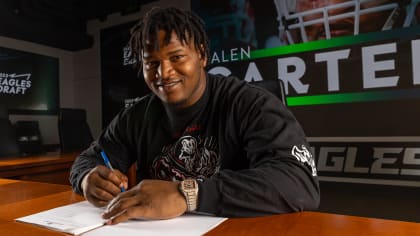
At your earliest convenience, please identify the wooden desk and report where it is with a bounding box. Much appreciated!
[1,179,420,236]
[0,152,78,185]
[0,179,84,235]
[206,212,420,236]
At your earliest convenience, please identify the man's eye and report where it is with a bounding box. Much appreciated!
[145,61,159,69]
[171,55,185,61]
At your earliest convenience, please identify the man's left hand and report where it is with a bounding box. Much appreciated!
[102,179,187,224]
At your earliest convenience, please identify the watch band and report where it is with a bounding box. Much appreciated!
[179,179,199,212]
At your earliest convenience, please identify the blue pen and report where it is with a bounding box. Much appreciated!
[100,151,125,192]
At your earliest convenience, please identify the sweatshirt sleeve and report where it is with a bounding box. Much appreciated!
[196,86,320,217]
[69,107,138,195]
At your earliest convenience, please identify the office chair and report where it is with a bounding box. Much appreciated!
[15,120,44,155]
[249,79,287,106]
[0,105,7,119]
[0,113,21,157]
[58,108,94,153]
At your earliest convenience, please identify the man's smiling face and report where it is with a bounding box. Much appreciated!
[142,30,207,109]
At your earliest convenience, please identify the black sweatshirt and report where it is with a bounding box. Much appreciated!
[70,74,320,217]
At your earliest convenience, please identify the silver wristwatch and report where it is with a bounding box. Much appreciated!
[179,179,199,212]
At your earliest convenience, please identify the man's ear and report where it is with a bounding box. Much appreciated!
[199,44,207,67]
[201,54,208,68]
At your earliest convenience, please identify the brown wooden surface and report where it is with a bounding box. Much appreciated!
[204,211,420,236]
[0,152,79,185]
[0,179,84,236]
[2,178,420,236]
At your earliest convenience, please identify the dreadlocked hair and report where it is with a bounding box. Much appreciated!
[128,6,210,73]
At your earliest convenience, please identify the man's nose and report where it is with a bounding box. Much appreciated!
[157,60,173,79]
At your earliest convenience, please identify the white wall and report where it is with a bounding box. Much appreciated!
[1,0,190,146]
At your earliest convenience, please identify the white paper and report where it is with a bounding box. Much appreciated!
[16,201,105,235]
[84,214,227,236]
[16,200,227,236]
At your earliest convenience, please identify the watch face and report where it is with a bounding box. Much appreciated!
[183,179,197,190]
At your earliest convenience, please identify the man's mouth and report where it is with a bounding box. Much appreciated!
[155,80,182,91]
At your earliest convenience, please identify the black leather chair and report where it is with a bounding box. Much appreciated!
[15,120,44,155]
[58,108,94,153]
[249,80,287,106]
[0,108,20,157]
[0,105,7,119]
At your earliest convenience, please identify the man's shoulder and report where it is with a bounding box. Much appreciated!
[208,73,248,96]
[208,73,243,87]
[124,94,152,107]
[208,73,272,102]
[121,94,162,117]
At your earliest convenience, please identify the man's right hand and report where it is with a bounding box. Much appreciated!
[81,165,128,207]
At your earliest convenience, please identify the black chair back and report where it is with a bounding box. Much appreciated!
[15,120,44,155]
[0,105,8,119]
[58,108,94,153]
[249,80,287,106]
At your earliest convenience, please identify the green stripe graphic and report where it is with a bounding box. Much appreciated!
[287,89,420,106]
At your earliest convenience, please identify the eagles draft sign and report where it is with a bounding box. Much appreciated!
[207,29,420,135]
[0,46,59,114]
[193,0,420,186]
[0,73,32,95]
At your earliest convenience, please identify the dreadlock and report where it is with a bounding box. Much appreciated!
[128,7,210,73]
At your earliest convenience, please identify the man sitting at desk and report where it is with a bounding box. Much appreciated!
[70,6,320,224]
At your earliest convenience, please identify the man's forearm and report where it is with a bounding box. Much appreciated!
[70,149,101,194]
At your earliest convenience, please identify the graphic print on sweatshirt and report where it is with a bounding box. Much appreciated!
[150,135,220,180]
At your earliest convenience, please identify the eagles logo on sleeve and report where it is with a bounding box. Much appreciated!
[292,145,317,176]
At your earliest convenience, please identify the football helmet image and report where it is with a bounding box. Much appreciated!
[274,0,420,44]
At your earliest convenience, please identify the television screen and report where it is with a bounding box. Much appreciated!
[0,47,59,115]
